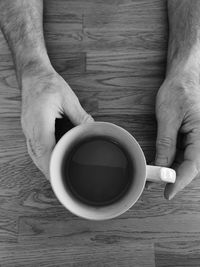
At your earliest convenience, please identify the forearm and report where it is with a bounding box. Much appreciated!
[167,0,200,77]
[0,0,52,84]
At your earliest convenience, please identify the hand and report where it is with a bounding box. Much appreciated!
[21,69,94,180]
[155,70,200,200]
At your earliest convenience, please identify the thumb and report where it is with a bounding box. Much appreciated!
[24,110,56,180]
[155,118,178,167]
[63,96,94,126]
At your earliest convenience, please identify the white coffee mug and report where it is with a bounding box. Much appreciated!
[50,121,176,221]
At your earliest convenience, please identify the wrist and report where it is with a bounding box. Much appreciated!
[161,48,200,95]
[19,52,57,97]
[166,42,200,80]
[17,49,52,76]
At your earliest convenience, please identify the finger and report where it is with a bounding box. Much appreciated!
[62,95,94,125]
[26,110,56,180]
[155,117,179,167]
[164,133,200,200]
[164,159,198,200]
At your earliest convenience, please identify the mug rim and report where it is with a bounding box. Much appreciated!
[50,121,147,220]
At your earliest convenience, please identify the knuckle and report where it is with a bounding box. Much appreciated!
[185,159,200,176]
[156,137,174,149]
[81,113,94,123]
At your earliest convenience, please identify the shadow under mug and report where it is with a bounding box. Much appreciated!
[50,121,176,221]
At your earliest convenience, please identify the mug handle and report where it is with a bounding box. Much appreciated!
[146,165,176,183]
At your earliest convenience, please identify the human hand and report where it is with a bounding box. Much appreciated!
[21,69,94,180]
[155,70,200,200]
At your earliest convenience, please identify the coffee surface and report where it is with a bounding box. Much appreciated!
[63,137,133,206]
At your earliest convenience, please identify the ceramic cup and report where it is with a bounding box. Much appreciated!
[50,121,176,221]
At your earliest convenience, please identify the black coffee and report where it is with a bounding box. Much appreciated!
[62,136,133,206]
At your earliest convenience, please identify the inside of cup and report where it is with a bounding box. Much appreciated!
[50,121,146,220]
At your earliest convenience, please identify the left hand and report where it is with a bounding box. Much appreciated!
[21,68,94,180]
[154,71,200,200]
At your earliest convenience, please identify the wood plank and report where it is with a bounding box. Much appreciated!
[46,27,167,53]
[84,0,167,30]
[0,70,18,90]
[96,89,157,115]
[1,150,200,221]
[44,0,151,16]
[44,0,167,23]
[49,53,86,75]
[67,88,157,115]
[0,117,26,164]
[0,241,155,267]
[155,241,200,267]
[86,51,166,73]
[0,212,18,243]
[18,212,200,245]
[0,54,14,71]
[65,72,163,91]
[44,22,82,43]
[17,177,200,245]
[44,0,168,52]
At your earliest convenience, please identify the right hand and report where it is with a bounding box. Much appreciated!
[21,69,94,180]
[155,71,200,200]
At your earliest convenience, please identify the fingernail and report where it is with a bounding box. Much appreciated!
[168,194,174,200]
[165,192,174,200]
[155,156,168,166]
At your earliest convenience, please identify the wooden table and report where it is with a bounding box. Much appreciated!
[0,0,200,266]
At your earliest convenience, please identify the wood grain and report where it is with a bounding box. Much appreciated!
[155,241,200,267]
[0,242,155,267]
[1,0,200,266]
